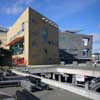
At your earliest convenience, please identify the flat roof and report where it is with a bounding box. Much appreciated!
[0,26,8,33]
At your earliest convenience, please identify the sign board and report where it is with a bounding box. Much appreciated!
[76,75,85,82]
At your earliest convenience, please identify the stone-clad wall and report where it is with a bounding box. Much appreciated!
[28,8,59,65]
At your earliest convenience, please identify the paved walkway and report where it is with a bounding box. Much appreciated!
[0,86,91,100]
[33,87,91,100]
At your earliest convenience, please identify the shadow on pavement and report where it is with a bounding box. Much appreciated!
[16,89,40,100]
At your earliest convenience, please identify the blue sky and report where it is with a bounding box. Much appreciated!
[0,0,100,52]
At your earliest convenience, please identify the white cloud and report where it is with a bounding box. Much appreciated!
[93,44,100,53]
[23,0,35,5]
[0,0,99,16]
[92,33,100,43]
[1,6,23,15]
[91,33,100,52]
[88,33,100,52]
[43,0,99,20]
[0,0,34,15]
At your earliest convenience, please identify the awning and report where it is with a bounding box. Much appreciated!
[6,36,24,46]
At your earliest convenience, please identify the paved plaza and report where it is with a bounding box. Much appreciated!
[0,86,91,100]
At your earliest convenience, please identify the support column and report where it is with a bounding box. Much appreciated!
[85,82,89,90]
[72,75,77,85]
[59,74,61,82]
[45,73,47,78]
[46,73,51,79]
[65,76,68,82]
[53,73,55,80]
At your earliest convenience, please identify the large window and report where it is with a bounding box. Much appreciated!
[82,38,89,46]
[41,28,48,42]
[10,41,24,55]
[82,49,88,57]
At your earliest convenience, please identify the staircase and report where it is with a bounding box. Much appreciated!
[90,78,100,92]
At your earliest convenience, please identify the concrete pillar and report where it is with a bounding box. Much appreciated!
[45,73,48,78]
[53,73,55,80]
[45,73,51,79]
[72,75,77,85]
[48,73,51,79]
[59,74,61,82]
[45,74,47,78]
[65,76,68,82]
[85,82,89,90]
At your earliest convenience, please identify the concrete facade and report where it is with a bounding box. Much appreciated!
[0,26,8,48]
[59,30,93,63]
[6,7,59,65]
